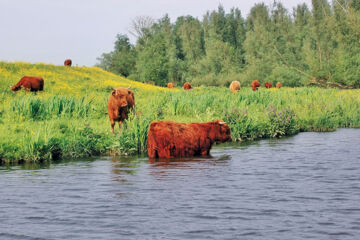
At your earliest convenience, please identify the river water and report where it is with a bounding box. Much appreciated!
[1,129,360,239]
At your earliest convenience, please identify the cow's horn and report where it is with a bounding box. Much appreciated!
[219,121,226,125]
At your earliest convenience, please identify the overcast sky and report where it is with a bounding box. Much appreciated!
[0,0,312,66]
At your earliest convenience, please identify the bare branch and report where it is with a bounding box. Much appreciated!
[128,16,155,39]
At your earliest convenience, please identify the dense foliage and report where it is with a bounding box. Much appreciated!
[97,0,360,88]
[1,62,360,164]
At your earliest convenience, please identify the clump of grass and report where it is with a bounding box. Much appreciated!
[114,112,152,155]
[267,105,299,137]
[9,96,95,120]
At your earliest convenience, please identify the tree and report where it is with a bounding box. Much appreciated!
[129,16,155,39]
[135,26,169,86]
[96,34,136,77]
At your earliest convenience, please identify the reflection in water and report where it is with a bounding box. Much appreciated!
[147,155,232,179]
[0,160,51,171]
[148,155,232,167]
[110,156,142,182]
[0,129,360,240]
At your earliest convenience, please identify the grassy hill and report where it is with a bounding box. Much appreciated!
[1,61,360,164]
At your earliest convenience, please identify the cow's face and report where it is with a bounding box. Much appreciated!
[212,121,231,143]
[112,88,132,108]
[11,85,20,91]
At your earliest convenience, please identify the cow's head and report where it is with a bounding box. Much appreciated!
[11,85,21,91]
[112,87,135,108]
[211,120,231,143]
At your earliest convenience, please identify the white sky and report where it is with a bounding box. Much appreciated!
[0,0,312,66]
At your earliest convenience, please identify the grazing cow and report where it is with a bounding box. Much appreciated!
[107,87,135,134]
[265,82,272,88]
[183,82,192,90]
[11,76,44,92]
[147,120,231,159]
[64,59,72,67]
[276,82,282,88]
[251,80,260,91]
[229,81,241,93]
[168,83,174,88]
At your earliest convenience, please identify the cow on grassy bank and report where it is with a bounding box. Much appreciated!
[147,120,231,159]
[107,87,135,134]
[229,81,241,93]
[276,82,282,88]
[168,83,174,88]
[251,80,260,91]
[64,59,72,67]
[265,82,272,88]
[11,76,44,92]
[183,82,191,90]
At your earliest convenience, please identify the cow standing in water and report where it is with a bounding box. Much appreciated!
[147,120,231,159]
[107,87,135,134]
[64,59,72,67]
[11,76,44,92]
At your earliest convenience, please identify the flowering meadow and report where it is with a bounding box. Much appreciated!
[1,61,360,164]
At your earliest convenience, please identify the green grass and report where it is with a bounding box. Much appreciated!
[1,61,360,164]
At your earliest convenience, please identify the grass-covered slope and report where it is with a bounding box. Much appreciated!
[1,61,360,164]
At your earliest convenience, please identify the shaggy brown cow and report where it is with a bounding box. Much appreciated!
[147,120,231,159]
[107,87,135,134]
[265,82,272,88]
[183,82,191,90]
[251,80,260,91]
[168,83,174,88]
[229,81,241,93]
[64,59,72,67]
[11,76,44,92]
[276,82,282,88]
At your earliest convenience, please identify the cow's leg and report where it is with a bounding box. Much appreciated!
[201,149,210,156]
[201,139,211,156]
[110,119,115,135]
[148,148,156,158]
[118,120,123,132]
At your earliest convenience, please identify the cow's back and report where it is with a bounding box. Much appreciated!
[147,121,201,158]
[21,76,44,91]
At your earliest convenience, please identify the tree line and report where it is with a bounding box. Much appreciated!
[97,0,360,88]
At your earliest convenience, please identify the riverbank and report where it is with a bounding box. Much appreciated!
[1,62,360,164]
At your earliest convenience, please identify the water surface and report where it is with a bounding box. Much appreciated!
[1,129,360,239]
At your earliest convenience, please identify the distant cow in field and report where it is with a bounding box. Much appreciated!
[147,120,231,159]
[276,82,282,88]
[64,59,72,67]
[107,87,135,134]
[265,82,272,88]
[168,83,174,88]
[229,81,241,93]
[251,80,260,91]
[183,82,191,90]
[11,76,44,92]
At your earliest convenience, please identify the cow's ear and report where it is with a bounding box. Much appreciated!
[112,89,116,96]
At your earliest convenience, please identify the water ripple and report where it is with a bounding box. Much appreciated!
[0,129,360,239]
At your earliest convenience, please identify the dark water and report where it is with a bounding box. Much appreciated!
[1,129,360,240]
